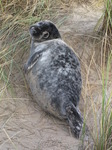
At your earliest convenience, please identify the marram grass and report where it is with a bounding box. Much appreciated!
[97,53,112,150]
[95,0,112,149]
[0,0,52,92]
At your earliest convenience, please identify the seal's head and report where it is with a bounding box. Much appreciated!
[29,20,61,42]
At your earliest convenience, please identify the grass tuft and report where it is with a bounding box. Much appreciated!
[96,53,112,150]
[95,1,112,149]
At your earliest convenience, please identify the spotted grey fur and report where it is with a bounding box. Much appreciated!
[24,20,83,138]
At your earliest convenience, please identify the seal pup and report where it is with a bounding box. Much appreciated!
[24,20,83,138]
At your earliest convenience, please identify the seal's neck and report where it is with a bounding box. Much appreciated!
[30,40,39,55]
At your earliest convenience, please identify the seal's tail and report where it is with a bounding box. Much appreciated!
[65,103,83,138]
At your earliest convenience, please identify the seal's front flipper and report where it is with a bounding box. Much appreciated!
[24,52,42,73]
[65,104,83,138]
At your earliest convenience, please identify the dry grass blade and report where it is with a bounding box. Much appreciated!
[1,129,21,150]
[2,128,17,150]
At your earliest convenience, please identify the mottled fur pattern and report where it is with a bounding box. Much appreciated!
[24,20,83,138]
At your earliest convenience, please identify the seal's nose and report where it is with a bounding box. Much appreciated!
[29,26,41,37]
[30,26,37,33]
[30,26,35,30]
[30,25,41,33]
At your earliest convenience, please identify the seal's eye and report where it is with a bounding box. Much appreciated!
[42,31,49,39]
